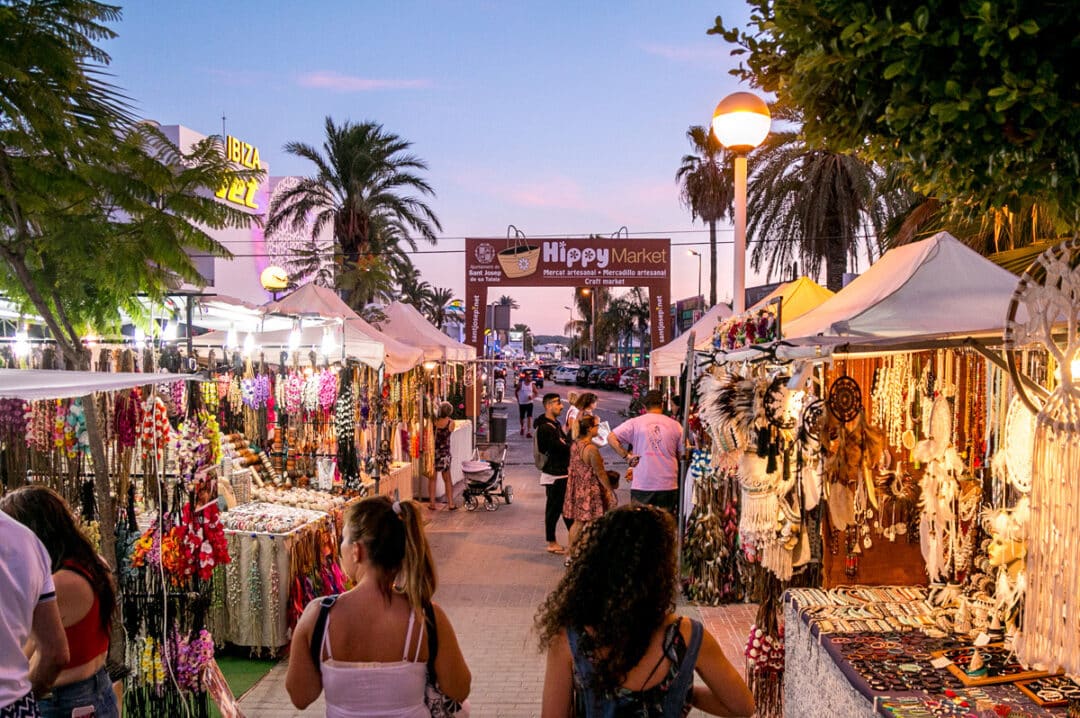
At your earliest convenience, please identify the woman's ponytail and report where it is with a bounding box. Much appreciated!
[397,500,437,609]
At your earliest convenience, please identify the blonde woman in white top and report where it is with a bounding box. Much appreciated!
[287,496,471,717]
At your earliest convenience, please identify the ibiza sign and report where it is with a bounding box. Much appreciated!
[464,236,672,354]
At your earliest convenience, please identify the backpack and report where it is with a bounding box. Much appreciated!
[533,426,548,471]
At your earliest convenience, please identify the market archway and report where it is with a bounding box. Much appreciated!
[464,236,672,358]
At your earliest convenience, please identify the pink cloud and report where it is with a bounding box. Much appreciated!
[508,178,589,210]
[641,43,729,63]
[296,71,432,92]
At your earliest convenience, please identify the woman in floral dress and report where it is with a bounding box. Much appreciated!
[563,415,615,550]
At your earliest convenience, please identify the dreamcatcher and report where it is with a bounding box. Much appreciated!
[1003,237,1080,673]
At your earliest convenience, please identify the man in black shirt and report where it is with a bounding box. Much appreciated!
[534,393,573,554]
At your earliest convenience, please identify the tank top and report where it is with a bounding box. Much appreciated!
[59,560,110,669]
[567,618,704,718]
[320,608,429,717]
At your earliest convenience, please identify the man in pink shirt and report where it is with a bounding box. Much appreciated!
[608,390,683,513]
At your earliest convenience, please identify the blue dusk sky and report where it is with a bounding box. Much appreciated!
[105,1,760,336]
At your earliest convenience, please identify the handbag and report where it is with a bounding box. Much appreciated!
[423,603,469,717]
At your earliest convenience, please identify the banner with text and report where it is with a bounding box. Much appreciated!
[464,237,672,357]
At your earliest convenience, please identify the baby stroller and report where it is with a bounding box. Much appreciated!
[461,442,513,511]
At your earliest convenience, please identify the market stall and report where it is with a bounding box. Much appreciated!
[681,232,1066,717]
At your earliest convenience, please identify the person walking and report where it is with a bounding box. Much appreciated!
[608,390,683,514]
[516,375,539,437]
[565,392,597,439]
[536,505,754,718]
[428,401,458,511]
[534,393,573,555]
[562,415,615,551]
[287,496,471,716]
[0,505,69,718]
[1,487,117,718]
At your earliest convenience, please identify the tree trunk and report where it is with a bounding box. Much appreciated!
[708,220,718,307]
[824,227,847,292]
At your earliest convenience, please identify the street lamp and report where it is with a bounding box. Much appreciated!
[687,249,702,307]
[712,91,770,314]
[564,305,576,362]
[580,288,596,362]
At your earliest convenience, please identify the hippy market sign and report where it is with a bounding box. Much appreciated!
[464,237,672,355]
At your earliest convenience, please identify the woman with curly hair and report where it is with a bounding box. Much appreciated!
[536,505,753,717]
[1,486,118,718]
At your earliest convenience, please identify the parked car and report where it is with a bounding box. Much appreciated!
[575,365,595,386]
[598,367,624,390]
[539,362,558,378]
[519,366,544,389]
[586,366,610,387]
[619,367,647,391]
[553,364,580,384]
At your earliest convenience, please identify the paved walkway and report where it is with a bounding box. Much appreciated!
[238,417,755,717]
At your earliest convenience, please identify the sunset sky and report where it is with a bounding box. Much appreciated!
[106,1,759,335]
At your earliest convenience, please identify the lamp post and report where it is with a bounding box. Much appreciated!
[712,91,771,314]
[687,249,703,307]
[564,305,576,362]
[581,288,596,362]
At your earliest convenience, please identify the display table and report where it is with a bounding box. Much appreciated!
[783,588,1067,718]
[213,503,345,652]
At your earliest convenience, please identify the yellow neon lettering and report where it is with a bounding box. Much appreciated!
[243,179,259,209]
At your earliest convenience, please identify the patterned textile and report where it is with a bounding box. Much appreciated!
[0,693,40,718]
[434,422,452,472]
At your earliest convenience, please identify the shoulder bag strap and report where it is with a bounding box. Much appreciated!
[309,594,338,669]
[660,618,704,717]
[424,602,440,670]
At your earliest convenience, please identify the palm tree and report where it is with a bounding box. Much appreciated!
[512,323,534,354]
[745,106,907,292]
[623,287,651,365]
[423,286,455,329]
[266,116,441,308]
[676,126,735,307]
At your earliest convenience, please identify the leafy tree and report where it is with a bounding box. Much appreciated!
[745,106,906,290]
[266,116,441,307]
[710,2,1080,223]
[676,125,734,306]
[496,294,519,309]
[423,286,455,330]
[0,1,258,570]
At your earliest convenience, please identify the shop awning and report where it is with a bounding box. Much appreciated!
[781,232,1025,341]
[192,323,387,370]
[650,304,733,378]
[747,276,834,323]
[0,369,189,401]
[374,302,476,362]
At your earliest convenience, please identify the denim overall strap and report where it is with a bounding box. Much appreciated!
[566,628,617,718]
[659,618,703,717]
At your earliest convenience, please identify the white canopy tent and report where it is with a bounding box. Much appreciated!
[192,322,388,370]
[262,282,358,320]
[259,283,424,374]
[374,302,476,362]
[650,304,733,378]
[0,369,190,401]
[782,232,1024,341]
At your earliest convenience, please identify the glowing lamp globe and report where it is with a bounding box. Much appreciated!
[260,265,289,292]
[711,92,771,153]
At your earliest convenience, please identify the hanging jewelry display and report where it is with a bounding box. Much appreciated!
[335,371,358,489]
[827,375,862,423]
[1003,237,1080,673]
[682,450,743,604]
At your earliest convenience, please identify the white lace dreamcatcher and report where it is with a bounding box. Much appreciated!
[1003,237,1080,673]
